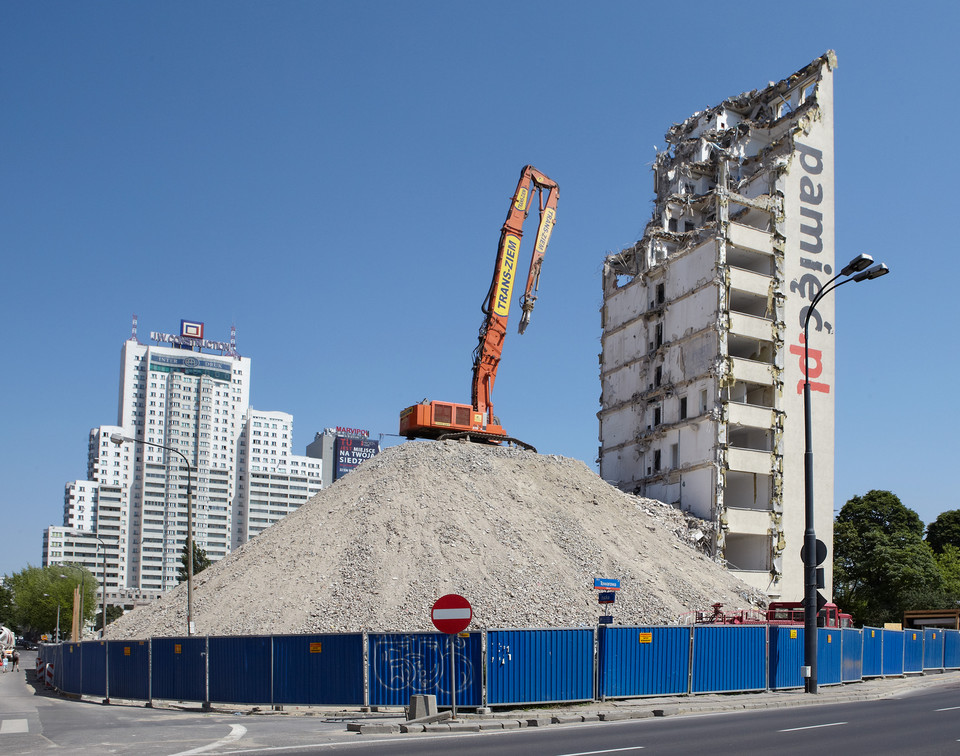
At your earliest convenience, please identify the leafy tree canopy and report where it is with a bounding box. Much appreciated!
[95,604,125,631]
[926,510,960,554]
[177,541,211,584]
[834,490,947,627]
[4,564,99,637]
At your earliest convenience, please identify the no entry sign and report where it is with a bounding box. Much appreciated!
[431,593,473,634]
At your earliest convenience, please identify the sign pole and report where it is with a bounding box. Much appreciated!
[431,593,473,718]
[449,634,457,719]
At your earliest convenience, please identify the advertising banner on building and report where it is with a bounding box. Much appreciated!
[334,437,380,480]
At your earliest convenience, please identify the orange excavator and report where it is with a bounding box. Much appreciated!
[399,165,559,452]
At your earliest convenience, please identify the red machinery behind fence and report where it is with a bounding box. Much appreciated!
[686,601,853,628]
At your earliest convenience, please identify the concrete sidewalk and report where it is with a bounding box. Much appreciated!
[349,671,960,734]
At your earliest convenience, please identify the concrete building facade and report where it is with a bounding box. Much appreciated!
[235,409,322,546]
[598,53,837,600]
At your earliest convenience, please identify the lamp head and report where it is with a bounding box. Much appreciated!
[840,254,873,277]
[853,263,889,282]
[109,433,125,446]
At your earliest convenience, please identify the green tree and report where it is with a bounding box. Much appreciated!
[5,564,99,638]
[935,544,960,599]
[834,490,947,627]
[177,542,211,584]
[95,604,125,632]
[926,510,960,554]
[0,581,14,627]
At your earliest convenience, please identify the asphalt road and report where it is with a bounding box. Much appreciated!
[4,649,960,755]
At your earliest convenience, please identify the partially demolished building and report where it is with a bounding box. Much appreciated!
[599,53,837,599]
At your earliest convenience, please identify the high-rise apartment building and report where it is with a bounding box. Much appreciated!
[43,319,322,610]
[598,53,837,600]
[235,409,322,546]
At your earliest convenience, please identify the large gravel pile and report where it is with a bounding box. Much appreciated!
[105,441,766,639]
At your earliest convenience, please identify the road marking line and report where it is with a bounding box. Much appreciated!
[557,748,645,755]
[168,724,246,756]
[937,706,960,711]
[0,719,29,734]
[779,722,847,732]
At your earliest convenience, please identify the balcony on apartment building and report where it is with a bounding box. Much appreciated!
[727,425,774,472]
[724,531,772,591]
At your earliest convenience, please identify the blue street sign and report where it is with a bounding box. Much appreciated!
[598,616,614,625]
[593,578,621,591]
[598,591,616,604]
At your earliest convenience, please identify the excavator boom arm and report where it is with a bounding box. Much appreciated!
[471,165,558,421]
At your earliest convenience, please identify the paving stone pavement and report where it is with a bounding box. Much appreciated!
[342,671,960,735]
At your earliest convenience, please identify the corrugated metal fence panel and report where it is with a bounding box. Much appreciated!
[108,640,150,701]
[54,644,66,690]
[272,633,365,706]
[862,627,883,677]
[151,637,207,703]
[486,628,594,706]
[817,629,842,685]
[60,642,82,694]
[923,628,945,670]
[903,629,924,673]
[368,632,482,708]
[882,629,904,676]
[841,628,863,682]
[80,641,107,697]
[597,626,689,698]
[209,636,273,705]
[769,625,804,690]
[944,630,960,669]
[692,625,766,694]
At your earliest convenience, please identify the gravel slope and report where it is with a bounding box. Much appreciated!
[105,441,765,639]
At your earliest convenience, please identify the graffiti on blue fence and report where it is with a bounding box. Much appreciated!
[370,634,473,695]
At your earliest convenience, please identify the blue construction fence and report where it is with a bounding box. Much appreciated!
[36,624,960,708]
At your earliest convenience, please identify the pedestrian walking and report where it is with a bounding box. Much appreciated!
[12,649,19,671]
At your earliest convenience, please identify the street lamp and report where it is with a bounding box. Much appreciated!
[802,253,889,694]
[43,594,60,644]
[93,534,108,638]
[110,432,194,636]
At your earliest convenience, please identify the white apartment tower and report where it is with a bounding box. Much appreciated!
[114,324,251,592]
[44,320,323,610]
[235,409,322,547]
[598,53,837,600]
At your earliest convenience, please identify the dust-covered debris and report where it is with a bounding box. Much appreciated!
[105,441,766,639]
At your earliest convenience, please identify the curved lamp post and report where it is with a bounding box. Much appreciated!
[802,253,889,693]
[110,432,194,636]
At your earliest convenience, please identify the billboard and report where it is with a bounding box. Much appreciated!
[334,437,380,480]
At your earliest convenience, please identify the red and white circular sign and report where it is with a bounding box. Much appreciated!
[431,593,473,634]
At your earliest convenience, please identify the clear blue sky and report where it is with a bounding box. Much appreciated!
[2,1,957,577]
